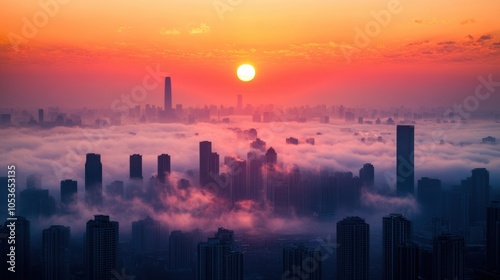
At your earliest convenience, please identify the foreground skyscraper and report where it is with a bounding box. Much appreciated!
[337,216,369,280]
[60,179,77,206]
[486,201,500,274]
[85,215,119,280]
[433,234,464,280]
[383,213,412,280]
[130,154,143,179]
[396,125,414,196]
[132,216,168,253]
[283,243,322,280]
[158,153,171,183]
[85,153,103,207]
[42,225,70,280]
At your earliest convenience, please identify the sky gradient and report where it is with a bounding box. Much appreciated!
[1,0,500,108]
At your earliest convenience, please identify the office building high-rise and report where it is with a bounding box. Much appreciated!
[130,154,143,179]
[42,225,70,280]
[38,108,44,124]
[433,234,464,280]
[265,147,277,166]
[169,230,194,270]
[85,153,103,207]
[165,77,172,111]
[337,216,369,280]
[464,168,490,224]
[283,243,322,280]
[200,141,219,187]
[359,163,374,187]
[486,201,500,273]
[396,125,414,196]
[383,213,412,280]
[158,153,171,183]
[247,152,264,201]
[0,177,8,219]
[417,177,441,217]
[395,243,419,280]
[132,216,168,254]
[2,216,30,280]
[85,215,119,280]
[60,179,77,206]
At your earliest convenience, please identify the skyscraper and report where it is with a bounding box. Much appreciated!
[85,215,119,280]
[165,76,172,111]
[337,216,369,280]
[486,201,500,274]
[464,168,490,224]
[433,234,464,280]
[247,152,264,201]
[157,154,171,183]
[2,216,30,280]
[200,141,212,186]
[130,154,143,179]
[85,153,103,207]
[417,177,441,217]
[383,213,412,280]
[60,179,77,206]
[169,230,194,270]
[396,125,414,196]
[0,177,8,220]
[42,225,70,280]
[283,243,322,280]
[265,147,277,165]
[38,108,44,124]
[395,243,419,280]
[359,163,374,187]
[131,216,168,254]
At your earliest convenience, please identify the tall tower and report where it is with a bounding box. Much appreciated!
[130,154,143,179]
[60,179,77,206]
[265,147,277,166]
[468,168,490,223]
[283,244,322,280]
[158,154,171,183]
[85,215,119,280]
[85,153,102,207]
[383,213,412,280]
[396,125,414,196]
[395,243,419,280]
[433,234,464,280]
[359,163,375,187]
[165,77,172,111]
[486,201,500,274]
[200,141,219,187]
[337,216,369,280]
[131,216,168,253]
[42,225,70,280]
[417,177,441,217]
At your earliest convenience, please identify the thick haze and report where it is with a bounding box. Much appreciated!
[0,119,498,237]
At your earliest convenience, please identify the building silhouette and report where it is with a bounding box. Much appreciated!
[433,234,464,280]
[60,179,77,206]
[486,201,500,274]
[1,216,30,280]
[283,243,322,280]
[158,153,171,183]
[169,230,195,270]
[132,216,168,254]
[130,154,143,179]
[85,215,119,280]
[42,225,70,280]
[337,216,369,280]
[85,153,103,207]
[395,243,419,280]
[165,77,172,111]
[359,163,374,187]
[463,168,490,224]
[200,141,219,187]
[396,125,414,196]
[106,180,124,199]
[383,213,412,280]
[417,177,441,218]
[197,228,243,280]
[19,188,55,218]
[265,147,277,165]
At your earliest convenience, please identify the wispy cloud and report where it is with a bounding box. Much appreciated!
[160,27,181,36]
[190,23,210,34]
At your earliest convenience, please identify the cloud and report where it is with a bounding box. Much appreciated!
[160,27,181,35]
[460,19,476,25]
[477,34,493,42]
[437,41,456,45]
[190,23,210,35]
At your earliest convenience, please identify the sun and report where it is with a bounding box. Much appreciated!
[237,64,255,82]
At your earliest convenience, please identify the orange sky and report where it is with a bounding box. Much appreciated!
[1,0,499,108]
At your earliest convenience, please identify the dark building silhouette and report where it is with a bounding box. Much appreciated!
[395,243,419,280]
[337,216,369,280]
[200,141,219,187]
[359,163,374,187]
[396,125,414,196]
[85,153,103,207]
[247,152,264,201]
[38,108,44,124]
[158,153,171,183]
[42,225,70,280]
[225,157,247,204]
[19,188,55,218]
[383,213,412,280]
[106,180,124,198]
[462,168,490,224]
[169,230,195,270]
[265,147,277,165]
[85,215,119,280]
[433,234,464,280]
[132,216,168,254]
[417,177,442,218]
[130,154,143,179]
[165,77,172,111]
[197,228,243,280]
[0,177,8,219]
[60,179,77,206]
[486,201,500,274]
[283,243,322,280]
